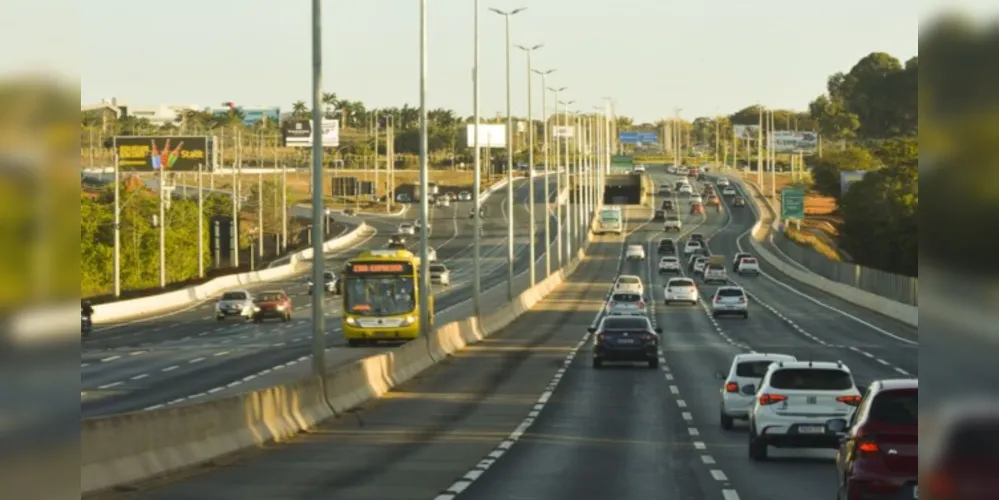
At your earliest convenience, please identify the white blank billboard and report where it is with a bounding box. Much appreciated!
[466,124,507,148]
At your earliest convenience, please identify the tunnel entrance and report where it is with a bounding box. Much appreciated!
[603,174,643,205]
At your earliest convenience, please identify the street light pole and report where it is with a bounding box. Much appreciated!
[309,0,327,380]
[419,0,432,340]
[560,101,575,264]
[490,6,525,300]
[548,86,566,269]
[517,43,542,287]
[472,0,482,317]
[534,69,555,277]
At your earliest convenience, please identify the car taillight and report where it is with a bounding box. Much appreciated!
[638,301,645,308]
[758,393,787,405]
[714,296,721,302]
[857,440,880,453]
[725,382,739,393]
[836,395,862,406]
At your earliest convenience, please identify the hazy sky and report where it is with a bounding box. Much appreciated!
[72,1,976,121]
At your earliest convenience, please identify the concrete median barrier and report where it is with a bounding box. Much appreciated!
[81,216,599,496]
[725,174,917,327]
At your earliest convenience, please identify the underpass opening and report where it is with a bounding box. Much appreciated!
[603,174,644,205]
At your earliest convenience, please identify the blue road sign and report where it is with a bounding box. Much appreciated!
[619,131,659,144]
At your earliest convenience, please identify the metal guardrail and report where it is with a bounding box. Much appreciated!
[770,232,918,306]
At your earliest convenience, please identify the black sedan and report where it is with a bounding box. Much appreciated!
[589,316,662,369]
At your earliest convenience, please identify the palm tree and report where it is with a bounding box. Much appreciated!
[291,101,308,118]
[321,92,338,119]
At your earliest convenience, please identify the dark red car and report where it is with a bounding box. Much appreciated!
[832,379,917,500]
[252,290,292,323]
[920,396,999,500]
[690,203,705,215]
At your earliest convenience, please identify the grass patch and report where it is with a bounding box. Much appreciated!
[784,225,841,261]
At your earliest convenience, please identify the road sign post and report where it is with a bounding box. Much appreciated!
[780,188,805,221]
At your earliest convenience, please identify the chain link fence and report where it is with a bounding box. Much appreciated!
[770,232,918,306]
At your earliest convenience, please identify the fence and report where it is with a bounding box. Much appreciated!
[770,231,918,306]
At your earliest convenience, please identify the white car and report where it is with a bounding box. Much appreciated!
[722,186,737,196]
[625,244,646,261]
[663,215,682,232]
[634,165,646,173]
[678,184,693,195]
[429,263,451,286]
[663,278,699,305]
[748,360,863,461]
[711,286,749,318]
[398,223,415,235]
[683,240,703,255]
[716,178,730,187]
[458,191,472,201]
[731,252,753,271]
[613,275,644,296]
[436,197,450,207]
[702,263,727,284]
[215,290,255,321]
[736,257,760,275]
[677,167,689,175]
[718,353,797,429]
[605,291,647,316]
[427,248,438,262]
[690,194,703,204]
[692,257,707,275]
[657,256,681,274]
[414,218,430,231]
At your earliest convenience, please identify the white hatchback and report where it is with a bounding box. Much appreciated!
[718,353,797,430]
[716,178,730,187]
[678,184,693,195]
[711,286,749,318]
[748,361,863,461]
[690,194,703,204]
[605,291,647,316]
[683,240,703,255]
[663,278,699,305]
[398,223,415,235]
[613,275,644,296]
[625,245,646,261]
[722,186,737,196]
[657,256,681,274]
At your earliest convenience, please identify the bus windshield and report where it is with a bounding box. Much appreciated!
[601,210,621,221]
[345,276,416,316]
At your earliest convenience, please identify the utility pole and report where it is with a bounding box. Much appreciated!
[548,86,566,268]
[517,43,542,287]
[309,0,327,380]
[472,0,482,316]
[533,68,555,278]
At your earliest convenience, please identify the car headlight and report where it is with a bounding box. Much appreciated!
[276,305,286,311]
[402,315,416,326]
[345,317,357,325]
[253,306,261,312]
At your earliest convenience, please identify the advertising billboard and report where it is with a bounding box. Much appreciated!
[552,126,574,138]
[465,124,507,148]
[619,131,658,144]
[113,136,210,171]
[773,131,819,153]
[733,125,760,140]
[282,118,340,148]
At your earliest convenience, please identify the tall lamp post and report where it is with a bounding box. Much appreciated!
[309,0,326,379]
[559,101,575,265]
[489,6,525,301]
[533,68,555,277]
[516,43,542,287]
[548,86,567,269]
[471,0,483,316]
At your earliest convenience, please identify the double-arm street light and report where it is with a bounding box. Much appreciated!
[516,43,542,287]
[533,68,555,277]
[548,86,567,269]
[559,100,575,265]
[489,6,525,301]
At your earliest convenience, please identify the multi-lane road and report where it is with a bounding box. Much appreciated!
[89,167,928,500]
[82,175,568,418]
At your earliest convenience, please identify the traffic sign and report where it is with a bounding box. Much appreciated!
[780,188,805,220]
[618,131,658,144]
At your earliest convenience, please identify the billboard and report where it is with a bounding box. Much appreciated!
[840,170,869,195]
[113,136,210,171]
[733,125,760,140]
[552,126,574,138]
[282,118,340,147]
[465,124,507,148]
[619,131,658,144]
[773,131,819,153]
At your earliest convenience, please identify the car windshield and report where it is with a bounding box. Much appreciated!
[661,257,677,263]
[669,279,694,287]
[769,368,854,390]
[688,241,701,247]
[736,361,778,378]
[741,258,757,264]
[611,293,641,302]
[345,277,416,316]
[430,264,446,272]
[257,293,284,302]
[324,272,335,280]
[602,317,649,330]
[717,288,744,297]
[221,292,246,300]
[869,389,918,426]
[617,277,640,284]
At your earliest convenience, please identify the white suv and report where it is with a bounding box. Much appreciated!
[663,277,699,305]
[748,360,863,461]
[663,215,682,232]
[605,291,647,316]
[736,257,760,275]
[711,286,749,318]
[683,240,703,255]
[657,256,681,274]
[718,353,797,430]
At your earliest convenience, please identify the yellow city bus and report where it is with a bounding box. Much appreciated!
[341,249,434,346]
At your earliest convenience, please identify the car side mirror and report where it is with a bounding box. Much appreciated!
[587,327,596,334]
[826,418,848,435]
[654,327,663,334]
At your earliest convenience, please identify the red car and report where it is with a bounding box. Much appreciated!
[252,290,292,323]
[833,379,917,500]
[920,396,999,500]
[690,203,705,215]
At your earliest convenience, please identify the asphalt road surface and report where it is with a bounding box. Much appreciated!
[81,175,571,418]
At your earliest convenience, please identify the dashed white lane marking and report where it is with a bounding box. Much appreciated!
[701,455,716,464]
[676,399,687,408]
[688,427,700,436]
[130,373,148,380]
[81,363,89,368]
[130,351,146,356]
[100,355,121,362]
[213,351,230,356]
[189,357,205,364]
[98,381,122,389]
[723,489,741,500]
[693,441,706,450]
[669,385,680,394]
[682,412,693,421]
[162,365,178,372]
[710,469,728,481]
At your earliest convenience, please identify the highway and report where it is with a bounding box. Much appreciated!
[81,175,568,418]
[88,168,929,500]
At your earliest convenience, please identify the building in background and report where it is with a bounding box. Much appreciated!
[210,102,280,126]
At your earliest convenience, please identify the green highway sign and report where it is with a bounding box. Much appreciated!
[780,188,805,220]
[610,155,635,174]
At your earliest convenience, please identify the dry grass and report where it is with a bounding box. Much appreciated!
[784,225,842,261]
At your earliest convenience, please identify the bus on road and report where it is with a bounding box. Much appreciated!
[595,206,624,235]
[342,249,434,346]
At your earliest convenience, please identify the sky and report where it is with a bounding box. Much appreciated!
[63,0,984,122]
